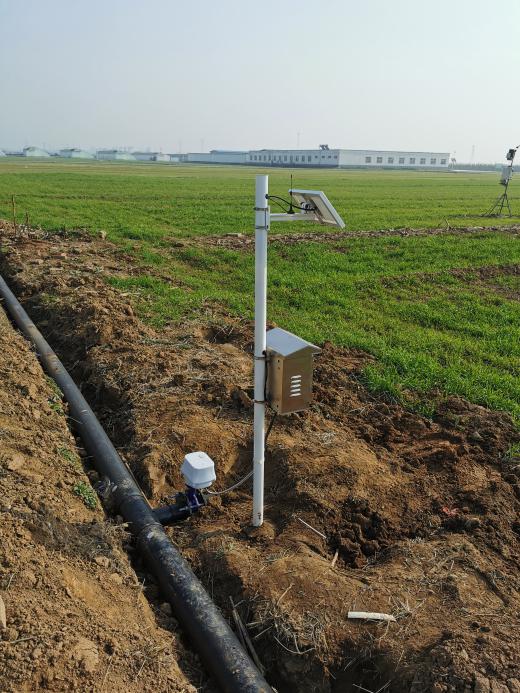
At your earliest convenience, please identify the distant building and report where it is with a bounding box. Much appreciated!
[133,152,170,162]
[59,148,95,159]
[0,149,5,157]
[247,147,450,169]
[180,146,450,169]
[23,146,50,158]
[52,144,452,169]
[96,150,136,161]
[185,150,248,164]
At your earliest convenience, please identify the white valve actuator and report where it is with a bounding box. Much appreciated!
[181,451,216,489]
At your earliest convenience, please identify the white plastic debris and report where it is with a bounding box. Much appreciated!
[0,595,6,630]
[347,611,396,623]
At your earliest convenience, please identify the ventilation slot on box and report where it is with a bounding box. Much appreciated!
[289,374,302,397]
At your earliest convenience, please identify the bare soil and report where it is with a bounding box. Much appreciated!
[202,225,520,251]
[1,222,520,693]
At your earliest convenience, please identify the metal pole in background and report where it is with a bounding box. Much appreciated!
[252,175,269,526]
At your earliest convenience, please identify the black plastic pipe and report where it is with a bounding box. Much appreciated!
[0,273,271,693]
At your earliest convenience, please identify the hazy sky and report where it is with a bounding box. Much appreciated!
[1,0,519,161]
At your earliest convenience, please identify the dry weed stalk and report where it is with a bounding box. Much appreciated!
[132,637,175,679]
[252,596,327,657]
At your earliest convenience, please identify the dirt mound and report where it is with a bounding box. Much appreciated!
[0,305,201,691]
[1,222,520,693]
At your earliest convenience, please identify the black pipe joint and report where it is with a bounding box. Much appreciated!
[153,489,207,526]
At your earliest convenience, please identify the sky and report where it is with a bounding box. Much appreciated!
[0,0,519,162]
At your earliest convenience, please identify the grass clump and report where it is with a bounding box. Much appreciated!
[45,376,62,398]
[73,481,97,510]
[58,446,82,471]
[48,395,64,416]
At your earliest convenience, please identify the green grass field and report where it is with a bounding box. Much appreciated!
[1,158,519,242]
[1,158,519,422]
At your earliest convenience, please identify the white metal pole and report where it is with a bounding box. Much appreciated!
[252,175,269,526]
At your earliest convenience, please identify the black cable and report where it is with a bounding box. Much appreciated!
[206,414,278,496]
[268,197,292,213]
[263,353,278,441]
[267,194,312,212]
[265,411,278,444]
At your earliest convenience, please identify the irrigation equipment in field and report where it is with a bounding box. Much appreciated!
[486,145,518,217]
[176,175,344,527]
[251,175,345,526]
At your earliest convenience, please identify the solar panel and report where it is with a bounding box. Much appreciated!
[289,189,345,228]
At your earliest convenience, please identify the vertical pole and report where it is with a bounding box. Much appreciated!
[11,195,17,236]
[252,175,269,527]
[504,159,513,216]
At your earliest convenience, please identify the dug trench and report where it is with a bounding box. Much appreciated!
[0,298,204,691]
[1,223,520,693]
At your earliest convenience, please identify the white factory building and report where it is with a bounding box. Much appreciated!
[180,146,450,168]
[59,148,95,159]
[247,147,450,169]
[96,149,136,161]
[23,146,50,157]
[133,152,170,162]
[184,150,248,164]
